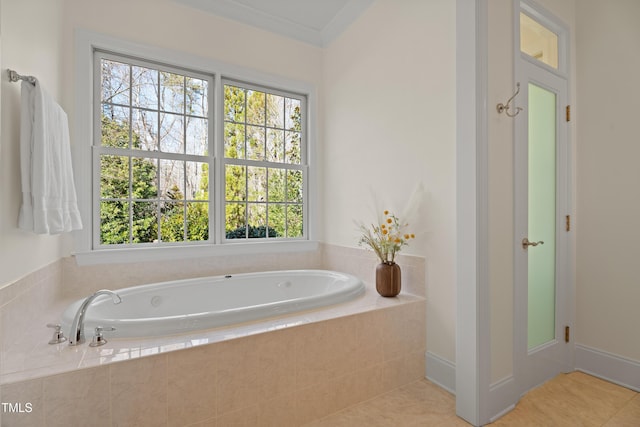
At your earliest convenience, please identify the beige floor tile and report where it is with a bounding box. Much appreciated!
[303,379,468,427]
[604,394,640,427]
[268,372,640,427]
[489,372,639,427]
[205,372,639,426]
[186,418,217,427]
[306,373,638,427]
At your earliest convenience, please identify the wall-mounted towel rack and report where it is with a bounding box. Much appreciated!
[7,69,36,85]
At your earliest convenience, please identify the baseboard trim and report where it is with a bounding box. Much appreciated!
[424,352,519,422]
[425,345,640,421]
[489,375,517,422]
[575,344,640,392]
[425,351,456,395]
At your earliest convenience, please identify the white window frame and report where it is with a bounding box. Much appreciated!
[519,0,569,79]
[219,78,308,243]
[73,30,318,265]
[94,51,215,248]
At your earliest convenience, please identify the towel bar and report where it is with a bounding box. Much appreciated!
[7,69,36,85]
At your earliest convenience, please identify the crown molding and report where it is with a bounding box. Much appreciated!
[172,0,373,47]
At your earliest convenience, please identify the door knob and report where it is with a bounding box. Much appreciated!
[522,238,544,249]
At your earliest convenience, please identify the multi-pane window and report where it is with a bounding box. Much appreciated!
[94,52,306,248]
[97,53,211,246]
[223,82,306,240]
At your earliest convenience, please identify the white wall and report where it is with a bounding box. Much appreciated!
[0,0,66,287]
[575,0,640,362]
[0,0,323,287]
[322,0,456,363]
[61,0,323,85]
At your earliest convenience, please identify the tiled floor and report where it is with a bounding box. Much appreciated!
[304,372,640,426]
[490,372,640,427]
[304,379,467,427]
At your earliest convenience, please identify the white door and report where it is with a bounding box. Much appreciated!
[514,2,573,395]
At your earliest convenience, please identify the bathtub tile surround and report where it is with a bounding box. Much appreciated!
[44,367,111,427]
[59,243,425,298]
[113,356,169,426]
[0,260,68,391]
[0,377,45,426]
[322,243,426,297]
[61,245,324,297]
[167,345,218,425]
[0,243,427,425]
[216,327,297,415]
[0,261,63,353]
[1,301,425,426]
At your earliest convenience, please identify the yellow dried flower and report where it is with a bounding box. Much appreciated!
[358,210,416,264]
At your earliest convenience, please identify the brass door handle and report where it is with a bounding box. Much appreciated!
[522,238,544,249]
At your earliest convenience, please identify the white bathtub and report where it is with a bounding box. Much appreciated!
[60,269,364,338]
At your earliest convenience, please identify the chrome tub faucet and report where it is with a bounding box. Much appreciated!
[68,290,122,346]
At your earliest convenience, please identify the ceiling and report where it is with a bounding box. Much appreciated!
[172,0,374,47]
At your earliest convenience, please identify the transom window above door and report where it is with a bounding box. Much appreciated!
[520,11,560,70]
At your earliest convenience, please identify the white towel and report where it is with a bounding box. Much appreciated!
[18,79,82,234]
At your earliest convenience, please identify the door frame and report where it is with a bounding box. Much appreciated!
[513,0,574,397]
[455,0,575,424]
[455,1,491,425]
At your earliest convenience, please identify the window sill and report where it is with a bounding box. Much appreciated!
[73,240,320,266]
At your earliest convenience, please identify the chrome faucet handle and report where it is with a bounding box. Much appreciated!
[89,326,115,347]
[68,289,122,346]
[46,323,67,344]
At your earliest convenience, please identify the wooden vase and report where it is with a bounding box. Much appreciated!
[376,262,401,297]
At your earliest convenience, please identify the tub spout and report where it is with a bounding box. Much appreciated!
[68,290,121,346]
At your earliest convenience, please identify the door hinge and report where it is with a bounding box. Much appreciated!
[566,105,571,122]
[566,215,571,232]
[565,326,570,343]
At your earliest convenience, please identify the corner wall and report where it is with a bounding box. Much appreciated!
[0,0,66,287]
[322,0,457,366]
[0,0,324,287]
[575,0,640,388]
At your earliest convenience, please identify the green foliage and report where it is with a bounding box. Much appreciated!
[99,65,304,245]
[100,113,159,245]
[222,85,304,239]
[132,202,157,243]
[187,202,209,240]
[100,201,129,244]
[226,225,279,239]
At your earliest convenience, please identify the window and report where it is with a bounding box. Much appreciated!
[223,82,306,240]
[96,53,212,246]
[93,52,307,250]
[515,0,568,77]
